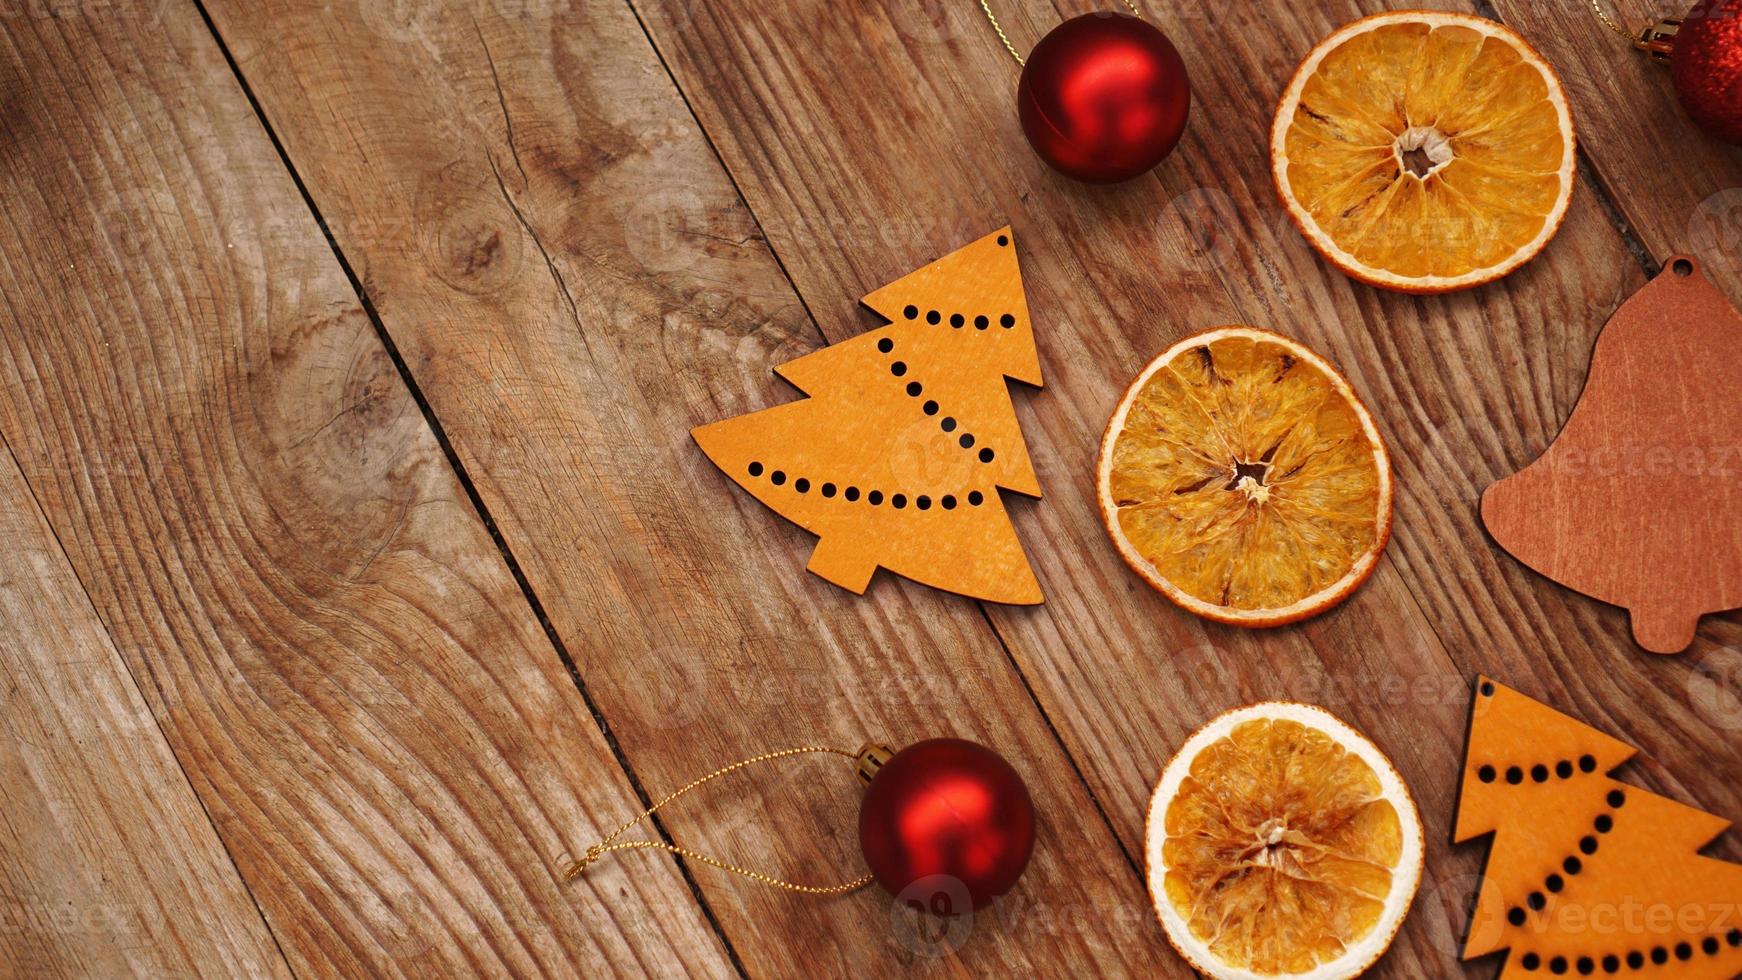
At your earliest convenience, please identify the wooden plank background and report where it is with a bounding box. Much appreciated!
[2,0,1739,976]
[0,3,728,975]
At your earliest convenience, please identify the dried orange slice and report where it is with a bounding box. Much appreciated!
[1147,703,1424,979]
[1271,11,1576,293]
[1096,327,1391,627]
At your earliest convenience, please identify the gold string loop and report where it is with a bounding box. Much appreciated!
[978,0,1145,67]
[561,745,878,896]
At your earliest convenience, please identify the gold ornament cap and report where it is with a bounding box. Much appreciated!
[1637,16,1682,63]
[855,742,896,786]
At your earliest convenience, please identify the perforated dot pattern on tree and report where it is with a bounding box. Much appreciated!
[1456,677,1742,978]
[691,227,1044,603]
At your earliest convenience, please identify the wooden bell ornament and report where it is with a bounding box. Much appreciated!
[1482,256,1742,653]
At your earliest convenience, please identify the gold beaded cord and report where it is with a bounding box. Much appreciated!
[1589,0,1637,40]
[978,0,1144,65]
[561,745,876,895]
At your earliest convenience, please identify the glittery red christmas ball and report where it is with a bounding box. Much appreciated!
[1017,12,1191,183]
[1672,0,1742,144]
[857,738,1035,913]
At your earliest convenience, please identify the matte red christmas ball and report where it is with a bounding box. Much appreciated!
[857,738,1035,913]
[1671,0,1742,145]
[1017,12,1191,183]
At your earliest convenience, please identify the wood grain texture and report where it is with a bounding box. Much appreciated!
[630,0,1742,971]
[0,2,728,976]
[0,438,289,978]
[199,0,1167,974]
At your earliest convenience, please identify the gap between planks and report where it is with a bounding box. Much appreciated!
[0,427,297,978]
[186,1,752,974]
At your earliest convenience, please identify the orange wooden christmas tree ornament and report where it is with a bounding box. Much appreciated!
[1456,676,1742,978]
[692,227,1045,603]
[1482,255,1742,653]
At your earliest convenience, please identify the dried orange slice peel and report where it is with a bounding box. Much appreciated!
[1097,327,1392,627]
[1148,703,1424,979]
[1271,11,1576,292]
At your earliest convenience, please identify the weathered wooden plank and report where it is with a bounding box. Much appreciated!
[631,0,1742,971]
[0,3,730,975]
[199,0,1168,973]
[0,436,289,978]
